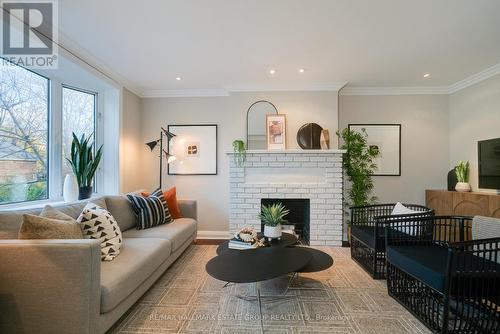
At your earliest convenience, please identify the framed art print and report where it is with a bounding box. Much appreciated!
[348,124,401,176]
[266,114,286,150]
[167,124,217,175]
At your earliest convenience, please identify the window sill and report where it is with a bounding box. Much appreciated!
[0,193,100,211]
[0,198,65,211]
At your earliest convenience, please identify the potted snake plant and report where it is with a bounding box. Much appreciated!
[455,160,471,192]
[66,133,103,200]
[258,202,289,241]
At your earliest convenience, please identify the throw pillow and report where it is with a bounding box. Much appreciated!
[151,188,173,223]
[18,212,83,239]
[40,205,75,221]
[77,203,122,261]
[127,194,166,229]
[391,202,422,216]
[164,187,182,219]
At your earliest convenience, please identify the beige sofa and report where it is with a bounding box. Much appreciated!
[0,195,197,334]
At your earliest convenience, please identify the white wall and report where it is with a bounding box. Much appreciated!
[449,74,500,192]
[120,88,143,193]
[140,91,339,232]
[339,94,450,204]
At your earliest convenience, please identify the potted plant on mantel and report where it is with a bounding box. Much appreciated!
[455,160,471,192]
[337,128,378,242]
[258,202,290,241]
[66,133,103,200]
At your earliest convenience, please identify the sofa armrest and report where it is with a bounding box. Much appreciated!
[0,239,101,334]
[178,199,197,220]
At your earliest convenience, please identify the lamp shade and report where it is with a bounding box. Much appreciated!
[146,140,159,151]
[163,149,176,164]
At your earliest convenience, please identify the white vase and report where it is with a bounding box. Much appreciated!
[264,224,282,240]
[63,173,79,202]
[455,182,471,192]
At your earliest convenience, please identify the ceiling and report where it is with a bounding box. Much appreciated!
[57,0,500,96]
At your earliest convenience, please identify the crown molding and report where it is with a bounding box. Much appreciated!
[141,89,230,98]
[340,86,450,96]
[226,81,348,93]
[448,62,500,94]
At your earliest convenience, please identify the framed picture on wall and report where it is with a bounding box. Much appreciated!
[266,114,287,150]
[348,124,401,176]
[167,124,217,175]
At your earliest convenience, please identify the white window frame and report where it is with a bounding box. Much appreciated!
[1,67,105,209]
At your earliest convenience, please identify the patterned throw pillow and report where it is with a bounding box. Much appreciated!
[151,188,173,223]
[127,194,166,230]
[77,203,122,261]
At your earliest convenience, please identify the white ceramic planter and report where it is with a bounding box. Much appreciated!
[264,224,282,240]
[455,182,471,192]
[63,173,79,202]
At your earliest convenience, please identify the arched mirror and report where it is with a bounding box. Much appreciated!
[246,100,278,150]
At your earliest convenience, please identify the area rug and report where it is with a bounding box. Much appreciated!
[109,245,431,334]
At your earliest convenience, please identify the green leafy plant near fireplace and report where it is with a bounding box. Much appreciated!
[337,127,378,240]
[338,127,378,207]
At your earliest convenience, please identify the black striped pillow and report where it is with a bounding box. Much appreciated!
[151,188,173,224]
[126,194,166,230]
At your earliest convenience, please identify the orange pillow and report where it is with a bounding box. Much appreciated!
[163,187,182,219]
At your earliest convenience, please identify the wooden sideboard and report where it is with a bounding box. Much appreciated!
[426,190,500,218]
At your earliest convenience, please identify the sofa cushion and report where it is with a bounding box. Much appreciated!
[351,225,377,248]
[100,238,171,313]
[387,245,449,292]
[104,195,137,231]
[0,198,107,239]
[122,218,196,252]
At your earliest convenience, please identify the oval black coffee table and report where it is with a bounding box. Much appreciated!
[216,232,298,255]
[207,246,311,283]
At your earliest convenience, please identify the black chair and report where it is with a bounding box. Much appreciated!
[349,203,433,278]
[385,216,500,333]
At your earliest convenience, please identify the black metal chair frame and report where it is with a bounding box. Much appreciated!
[349,203,433,279]
[385,215,500,333]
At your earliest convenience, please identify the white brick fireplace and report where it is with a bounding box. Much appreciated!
[227,149,346,246]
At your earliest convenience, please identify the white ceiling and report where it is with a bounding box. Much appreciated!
[57,0,500,96]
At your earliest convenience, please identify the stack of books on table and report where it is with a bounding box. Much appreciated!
[228,238,258,250]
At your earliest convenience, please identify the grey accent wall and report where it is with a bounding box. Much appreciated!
[449,74,500,193]
[140,91,339,232]
[339,94,450,205]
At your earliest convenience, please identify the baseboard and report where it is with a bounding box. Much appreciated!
[196,230,230,239]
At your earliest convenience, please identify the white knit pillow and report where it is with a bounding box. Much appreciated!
[77,202,122,261]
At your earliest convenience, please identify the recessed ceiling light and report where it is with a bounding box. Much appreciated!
[299,68,305,73]
[269,69,276,75]
[175,76,182,81]
[423,73,431,78]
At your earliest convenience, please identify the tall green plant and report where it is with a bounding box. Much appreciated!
[66,133,103,187]
[258,203,290,227]
[337,128,378,207]
[455,160,470,183]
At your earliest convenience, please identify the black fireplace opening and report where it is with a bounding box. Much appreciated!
[260,198,310,245]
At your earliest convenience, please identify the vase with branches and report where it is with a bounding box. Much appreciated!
[66,133,103,200]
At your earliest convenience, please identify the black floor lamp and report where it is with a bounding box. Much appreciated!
[145,127,176,189]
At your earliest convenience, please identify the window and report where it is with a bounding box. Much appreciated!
[61,86,96,187]
[0,62,49,204]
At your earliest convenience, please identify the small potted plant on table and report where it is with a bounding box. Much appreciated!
[258,202,289,241]
[455,160,471,192]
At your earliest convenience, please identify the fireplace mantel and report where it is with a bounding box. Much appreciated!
[226,149,346,154]
[228,150,344,246]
